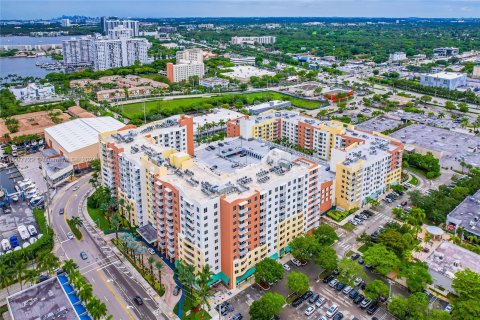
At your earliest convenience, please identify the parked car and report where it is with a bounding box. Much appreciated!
[9,235,19,248]
[1,239,11,252]
[304,306,316,316]
[332,312,344,320]
[348,289,359,299]
[351,253,360,260]
[360,298,372,309]
[133,296,143,306]
[36,274,49,283]
[315,296,326,308]
[329,279,338,288]
[358,258,364,265]
[283,263,291,271]
[291,297,304,308]
[231,313,243,320]
[323,274,334,283]
[147,248,155,255]
[18,225,30,240]
[308,293,319,304]
[27,225,37,236]
[326,304,338,318]
[353,294,365,304]
[367,300,379,315]
[291,258,302,267]
[444,305,452,313]
[300,291,313,300]
[173,286,181,296]
[336,283,345,291]
[353,277,362,286]
[342,286,352,295]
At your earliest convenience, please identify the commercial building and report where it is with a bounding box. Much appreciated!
[199,77,230,88]
[100,118,334,288]
[9,83,56,103]
[221,66,275,82]
[167,48,205,83]
[231,36,276,45]
[446,190,480,238]
[227,110,403,210]
[420,72,467,90]
[246,100,292,114]
[425,241,480,293]
[229,55,256,66]
[102,18,139,37]
[433,47,459,57]
[389,52,407,62]
[62,36,96,68]
[44,117,126,170]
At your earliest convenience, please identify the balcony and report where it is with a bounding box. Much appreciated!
[239,222,248,229]
[239,227,248,235]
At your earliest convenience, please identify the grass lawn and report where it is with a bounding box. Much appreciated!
[117,91,324,120]
[357,243,372,253]
[343,223,355,232]
[86,206,110,231]
[409,174,420,186]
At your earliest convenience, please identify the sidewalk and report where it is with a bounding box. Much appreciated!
[79,190,180,320]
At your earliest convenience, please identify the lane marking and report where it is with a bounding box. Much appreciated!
[97,270,136,320]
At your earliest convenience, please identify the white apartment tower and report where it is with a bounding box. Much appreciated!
[62,37,96,68]
[103,19,139,37]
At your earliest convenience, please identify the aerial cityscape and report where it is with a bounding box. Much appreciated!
[1,2,480,320]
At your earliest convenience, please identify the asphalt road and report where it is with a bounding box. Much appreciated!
[50,174,162,320]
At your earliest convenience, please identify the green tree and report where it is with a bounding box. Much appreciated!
[111,212,122,240]
[63,259,78,274]
[407,292,429,319]
[377,229,409,258]
[315,245,338,272]
[287,271,309,295]
[387,296,409,320]
[445,100,456,110]
[77,282,94,303]
[86,297,108,320]
[289,234,319,262]
[363,244,400,275]
[458,102,469,113]
[249,292,285,320]
[36,252,59,275]
[427,310,453,320]
[255,258,284,285]
[400,262,432,292]
[155,260,163,284]
[452,269,480,300]
[452,299,480,320]
[176,261,196,296]
[337,258,366,286]
[364,279,389,300]
[313,224,339,246]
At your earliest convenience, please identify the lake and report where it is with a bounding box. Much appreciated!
[0,35,72,46]
[0,56,63,81]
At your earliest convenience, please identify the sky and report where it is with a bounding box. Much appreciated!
[2,0,480,20]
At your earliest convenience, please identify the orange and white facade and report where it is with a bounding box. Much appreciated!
[99,117,335,289]
[228,110,404,210]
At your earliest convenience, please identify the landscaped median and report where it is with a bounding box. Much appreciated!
[66,217,83,240]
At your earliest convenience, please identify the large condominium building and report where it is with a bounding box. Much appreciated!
[62,32,149,70]
[62,36,96,68]
[227,110,403,210]
[167,48,205,83]
[100,116,334,289]
[93,35,149,71]
[433,47,459,57]
[231,36,276,45]
[389,52,407,62]
[102,18,139,37]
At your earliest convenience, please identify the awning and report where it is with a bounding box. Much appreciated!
[136,224,157,244]
[208,272,230,286]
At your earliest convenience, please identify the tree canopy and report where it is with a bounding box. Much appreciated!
[249,292,285,320]
[255,258,284,285]
[287,271,309,295]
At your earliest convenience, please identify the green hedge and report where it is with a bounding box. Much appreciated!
[66,219,83,240]
[326,209,353,222]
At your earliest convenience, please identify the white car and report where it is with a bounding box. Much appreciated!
[326,304,338,318]
[1,239,11,252]
[353,277,362,287]
[283,263,291,271]
[18,225,31,240]
[67,232,74,240]
[22,242,30,249]
[291,258,302,267]
[148,248,155,255]
[29,237,37,244]
[304,305,316,316]
[27,225,37,236]
[328,279,338,288]
[315,297,326,308]
[342,286,352,295]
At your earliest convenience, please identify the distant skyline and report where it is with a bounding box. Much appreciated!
[2,0,480,20]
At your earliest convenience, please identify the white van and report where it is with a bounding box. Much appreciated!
[18,225,30,240]
[1,239,11,252]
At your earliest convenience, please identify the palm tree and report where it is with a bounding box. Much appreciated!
[438,112,445,119]
[147,256,155,277]
[155,260,163,284]
[111,212,122,240]
[77,282,94,303]
[24,269,39,287]
[177,261,196,296]
[0,265,14,295]
[87,297,108,320]
[36,253,59,276]
[70,216,83,228]
[63,259,78,274]
[14,260,28,290]
[197,265,213,288]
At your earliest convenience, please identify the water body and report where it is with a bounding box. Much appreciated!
[0,56,62,80]
[0,35,72,46]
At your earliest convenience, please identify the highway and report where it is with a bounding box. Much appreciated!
[50,174,165,320]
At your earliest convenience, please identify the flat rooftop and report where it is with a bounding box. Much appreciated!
[45,117,125,153]
[391,111,459,130]
[193,108,243,132]
[356,116,403,133]
[447,190,480,237]
[391,124,480,168]
[425,240,480,280]
[222,66,275,80]
[161,137,334,202]
[42,156,73,175]
[426,71,465,79]
[7,277,78,320]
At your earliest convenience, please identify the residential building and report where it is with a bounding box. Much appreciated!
[167,48,205,83]
[93,34,149,71]
[246,100,292,114]
[389,52,407,62]
[44,116,126,170]
[227,110,403,210]
[60,18,70,27]
[420,72,467,90]
[62,36,95,68]
[231,36,276,45]
[100,120,334,289]
[199,77,230,88]
[433,47,459,57]
[158,26,177,33]
[108,26,135,39]
[9,83,56,103]
[103,19,139,36]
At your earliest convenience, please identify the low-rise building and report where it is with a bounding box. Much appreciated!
[231,36,276,45]
[389,52,407,62]
[246,100,291,114]
[199,77,230,88]
[446,190,480,237]
[433,47,459,57]
[9,83,57,104]
[420,72,467,90]
[323,89,354,102]
[228,55,256,66]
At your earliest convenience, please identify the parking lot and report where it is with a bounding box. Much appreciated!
[0,199,40,252]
